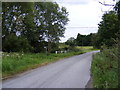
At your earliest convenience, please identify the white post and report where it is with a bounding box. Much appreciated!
[55,51,58,54]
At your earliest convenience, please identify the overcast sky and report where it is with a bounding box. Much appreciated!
[2,0,117,42]
[55,0,117,42]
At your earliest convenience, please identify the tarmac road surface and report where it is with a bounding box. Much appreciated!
[2,51,99,88]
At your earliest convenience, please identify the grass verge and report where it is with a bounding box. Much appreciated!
[2,46,97,79]
[91,48,118,88]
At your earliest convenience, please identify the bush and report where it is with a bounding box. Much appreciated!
[68,46,80,52]
[91,48,118,88]
[2,34,32,52]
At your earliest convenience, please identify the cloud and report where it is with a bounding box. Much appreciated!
[64,1,102,27]
[55,0,93,5]
[2,0,53,2]
[59,0,103,42]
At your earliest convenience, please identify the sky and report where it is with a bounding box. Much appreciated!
[2,0,117,42]
[55,0,117,42]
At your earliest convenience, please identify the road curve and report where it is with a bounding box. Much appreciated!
[2,51,99,88]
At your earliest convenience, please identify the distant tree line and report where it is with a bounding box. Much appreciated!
[66,1,120,49]
[65,33,94,46]
[2,2,69,53]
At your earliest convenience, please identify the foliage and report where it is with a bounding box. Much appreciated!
[2,46,97,78]
[91,1,120,88]
[65,33,94,47]
[65,37,76,46]
[93,11,119,48]
[1,50,82,78]
[2,34,32,52]
[2,2,69,53]
[91,48,118,88]
[34,2,69,53]
[76,33,93,46]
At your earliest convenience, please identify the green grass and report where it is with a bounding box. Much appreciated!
[2,46,97,79]
[76,46,99,52]
[2,51,82,78]
[59,43,69,49]
[91,48,118,88]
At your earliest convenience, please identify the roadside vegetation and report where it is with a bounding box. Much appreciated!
[91,48,118,88]
[2,1,120,88]
[2,2,98,79]
[2,2,69,79]
[2,46,96,79]
[91,1,120,88]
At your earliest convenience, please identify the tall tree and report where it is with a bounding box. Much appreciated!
[35,2,69,53]
[2,2,69,53]
[93,11,119,48]
[2,2,35,52]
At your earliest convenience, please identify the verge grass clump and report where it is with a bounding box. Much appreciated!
[91,48,118,88]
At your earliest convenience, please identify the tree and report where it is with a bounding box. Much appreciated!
[92,1,120,48]
[2,2,35,52]
[2,2,69,53]
[75,33,93,46]
[92,33,102,48]
[65,37,76,46]
[2,34,32,52]
[35,2,69,53]
[1,2,33,52]
[95,11,119,48]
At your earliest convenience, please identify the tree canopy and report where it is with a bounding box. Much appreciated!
[2,2,69,53]
[65,33,94,46]
[93,1,120,48]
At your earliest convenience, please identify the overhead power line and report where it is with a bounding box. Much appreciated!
[66,27,98,28]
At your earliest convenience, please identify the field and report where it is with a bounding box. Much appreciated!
[76,46,99,52]
[2,46,97,79]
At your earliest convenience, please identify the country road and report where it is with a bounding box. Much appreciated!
[2,51,99,88]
